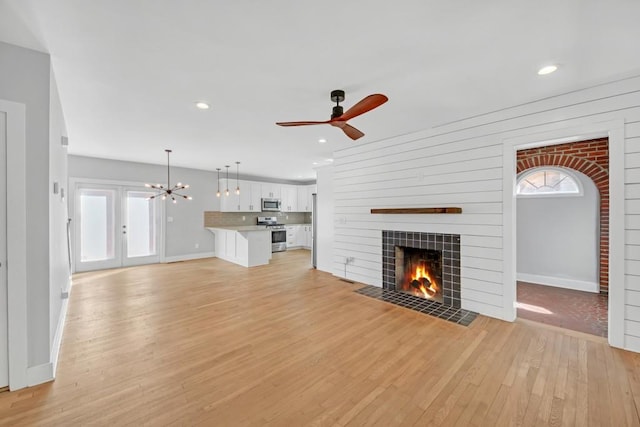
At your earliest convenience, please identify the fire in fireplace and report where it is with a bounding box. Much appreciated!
[395,246,443,303]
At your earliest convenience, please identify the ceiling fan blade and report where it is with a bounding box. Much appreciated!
[276,120,330,127]
[340,123,365,140]
[338,94,388,121]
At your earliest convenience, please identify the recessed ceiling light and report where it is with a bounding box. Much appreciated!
[318,138,327,144]
[195,102,210,109]
[537,65,558,75]
[312,162,319,165]
[326,158,334,162]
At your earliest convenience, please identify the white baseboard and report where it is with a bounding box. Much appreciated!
[517,273,599,293]
[164,252,216,263]
[27,363,53,387]
[51,294,70,378]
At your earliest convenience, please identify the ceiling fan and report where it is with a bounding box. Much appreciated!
[276,90,388,140]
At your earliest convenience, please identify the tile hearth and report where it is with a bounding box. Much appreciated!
[355,285,477,326]
[356,230,478,326]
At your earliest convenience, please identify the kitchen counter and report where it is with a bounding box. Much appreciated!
[206,227,271,267]
[207,225,268,231]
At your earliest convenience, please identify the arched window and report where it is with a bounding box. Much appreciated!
[516,167,582,196]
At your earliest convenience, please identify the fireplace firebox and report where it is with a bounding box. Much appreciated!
[395,247,443,303]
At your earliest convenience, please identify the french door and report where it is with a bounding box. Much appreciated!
[74,184,161,272]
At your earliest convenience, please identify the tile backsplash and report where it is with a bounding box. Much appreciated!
[204,211,311,227]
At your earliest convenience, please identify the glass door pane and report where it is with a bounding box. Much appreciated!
[125,191,157,258]
[79,188,116,262]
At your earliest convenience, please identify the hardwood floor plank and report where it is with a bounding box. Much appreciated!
[0,250,639,426]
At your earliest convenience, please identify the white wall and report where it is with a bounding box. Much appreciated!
[0,41,53,368]
[68,155,218,259]
[321,74,640,351]
[48,67,70,360]
[315,166,334,273]
[516,170,599,292]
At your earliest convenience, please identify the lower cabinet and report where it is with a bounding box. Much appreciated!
[285,224,312,250]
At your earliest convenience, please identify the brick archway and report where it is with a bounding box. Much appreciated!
[516,138,609,293]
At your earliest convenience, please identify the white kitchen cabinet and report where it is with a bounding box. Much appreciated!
[298,224,312,248]
[261,183,281,199]
[239,181,262,212]
[208,227,271,267]
[285,225,297,247]
[281,185,298,212]
[296,184,316,212]
[294,225,306,247]
[219,179,241,212]
[285,224,312,249]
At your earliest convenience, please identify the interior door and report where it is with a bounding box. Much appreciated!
[0,111,8,387]
[75,184,160,272]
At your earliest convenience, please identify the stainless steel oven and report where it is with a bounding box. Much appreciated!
[270,229,287,252]
[257,216,287,252]
[261,198,281,212]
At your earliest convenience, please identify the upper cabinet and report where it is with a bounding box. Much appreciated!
[261,183,281,199]
[219,179,241,212]
[280,185,298,212]
[217,179,315,212]
[297,184,316,212]
[239,181,262,212]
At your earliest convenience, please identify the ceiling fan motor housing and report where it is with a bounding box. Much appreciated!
[331,105,344,119]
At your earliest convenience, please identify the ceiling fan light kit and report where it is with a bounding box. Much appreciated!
[146,149,192,203]
[276,89,388,140]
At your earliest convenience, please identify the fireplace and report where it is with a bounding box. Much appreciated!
[382,231,461,308]
[395,247,443,303]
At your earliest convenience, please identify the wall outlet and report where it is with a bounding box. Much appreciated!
[242,216,245,221]
[195,243,199,249]
[286,215,289,220]
[167,216,174,222]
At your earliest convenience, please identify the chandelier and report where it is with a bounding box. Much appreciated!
[146,149,192,203]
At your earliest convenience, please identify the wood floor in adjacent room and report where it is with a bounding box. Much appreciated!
[1,250,640,426]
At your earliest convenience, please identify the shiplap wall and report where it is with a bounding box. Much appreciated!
[327,75,640,350]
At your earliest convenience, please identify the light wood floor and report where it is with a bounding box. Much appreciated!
[1,250,640,426]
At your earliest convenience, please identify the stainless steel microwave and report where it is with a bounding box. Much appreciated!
[261,198,281,212]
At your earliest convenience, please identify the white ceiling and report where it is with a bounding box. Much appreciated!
[1,1,640,181]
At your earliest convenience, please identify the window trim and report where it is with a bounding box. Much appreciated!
[516,166,584,198]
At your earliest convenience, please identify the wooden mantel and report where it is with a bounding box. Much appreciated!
[370,207,462,214]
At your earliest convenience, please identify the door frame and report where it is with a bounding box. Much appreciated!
[70,178,165,273]
[1,99,28,390]
[502,119,625,349]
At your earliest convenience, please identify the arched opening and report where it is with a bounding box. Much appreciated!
[515,138,609,337]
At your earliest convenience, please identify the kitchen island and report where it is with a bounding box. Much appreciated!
[206,226,271,267]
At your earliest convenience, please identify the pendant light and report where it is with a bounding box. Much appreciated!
[225,165,230,196]
[216,168,221,198]
[235,161,241,195]
[146,149,192,203]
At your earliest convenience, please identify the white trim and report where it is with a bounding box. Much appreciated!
[26,363,53,387]
[516,273,599,293]
[163,252,216,263]
[1,99,28,390]
[51,293,69,378]
[503,119,625,349]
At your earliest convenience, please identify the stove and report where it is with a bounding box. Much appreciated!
[257,216,287,252]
